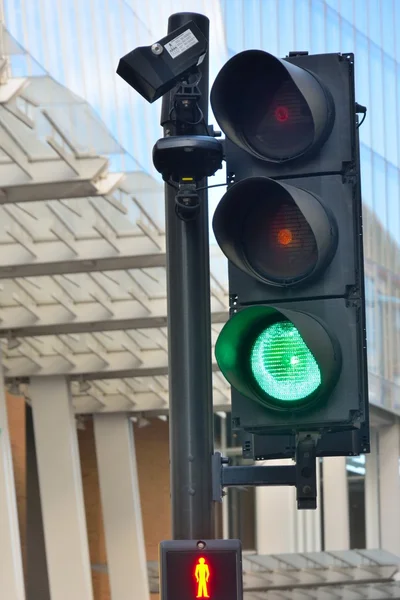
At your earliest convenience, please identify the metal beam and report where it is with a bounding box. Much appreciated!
[5,360,220,382]
[0,172,124,204]
[0,299,227,337]
[0,153,109,191]
[0,238,166,278]
[3,347,166,378]
[72,387,231,414]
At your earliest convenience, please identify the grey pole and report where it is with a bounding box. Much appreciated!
[161,12,214,540]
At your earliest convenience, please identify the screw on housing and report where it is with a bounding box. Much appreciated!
[151,42,164,55]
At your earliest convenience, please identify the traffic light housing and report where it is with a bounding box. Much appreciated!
[159,539,243,600]
[211,50,369,450]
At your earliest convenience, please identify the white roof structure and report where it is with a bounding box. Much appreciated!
[0,28,230,415]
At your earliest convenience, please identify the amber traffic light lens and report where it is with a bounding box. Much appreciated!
[277,228,293,245]
[242,196,317,283]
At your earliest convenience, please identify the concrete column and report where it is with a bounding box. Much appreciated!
[0,357,25,600]
[94,414,149,600]
[256,478,295,554]
[256,458,322,555]
[302,461,322,552]
[365,430,380,549]
[378,422,400,555]
[30,376,93,600]
[322,456,350,550]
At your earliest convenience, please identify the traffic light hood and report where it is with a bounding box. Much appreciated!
[215,305,341,411]
[212,176,338,286]
[211,50,335,162]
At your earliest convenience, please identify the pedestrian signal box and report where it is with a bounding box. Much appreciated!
[159,539,243,600]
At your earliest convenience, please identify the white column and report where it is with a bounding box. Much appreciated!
[94,414,149,600]
[30,376,93,600]
[256,459,322,555]
[301,461,322,552]
[378,422,400,555]
[256,460,296,554]
[365,430,380,549]
[322,456,350,550]
[0,358,25,600]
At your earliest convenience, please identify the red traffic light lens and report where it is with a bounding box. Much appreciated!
[274,106,289,122]
[243,196,317,283]
[243,78,315,160]
[210,50,335,163]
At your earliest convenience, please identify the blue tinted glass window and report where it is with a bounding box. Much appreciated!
[260,0,279,56]
[325,4,340,52]
[309,0,326,54]
[369,44,385,157]
[293,0,311,52]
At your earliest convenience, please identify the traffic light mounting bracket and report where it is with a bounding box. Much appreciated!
[212,434,318,510]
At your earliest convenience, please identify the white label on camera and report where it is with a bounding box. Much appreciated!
[164,29,199,59]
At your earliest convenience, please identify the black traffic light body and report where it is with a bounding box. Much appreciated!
[159,539,243,600]
[211,51,369,451]
[242,422,370,461]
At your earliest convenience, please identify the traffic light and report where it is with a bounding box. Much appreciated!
[159,539,243,600]
[211,50,369,451]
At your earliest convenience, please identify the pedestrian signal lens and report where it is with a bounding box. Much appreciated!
[194,557,210,598]
[250,321,321,402]
[243,196,317,283]
[163,547,241,600]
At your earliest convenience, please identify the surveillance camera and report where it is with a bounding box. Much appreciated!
[117,21,207,103]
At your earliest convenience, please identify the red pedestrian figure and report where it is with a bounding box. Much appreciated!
[195,557,210,598]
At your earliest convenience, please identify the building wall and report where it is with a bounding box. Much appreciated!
[134,419,171,562]
[79,418,110,600]
[135,419,171,600]
[78,417,170,600]
[5,402,170,600]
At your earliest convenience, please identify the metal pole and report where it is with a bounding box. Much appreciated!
[161,12,214,540]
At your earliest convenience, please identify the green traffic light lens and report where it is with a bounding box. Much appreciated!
[250,321,321,402]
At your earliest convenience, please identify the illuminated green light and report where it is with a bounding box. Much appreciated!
[250,321,321,402]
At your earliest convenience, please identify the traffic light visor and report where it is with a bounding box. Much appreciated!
[215,305,341,410]
[212,177,337,286]
[211,50,334,162]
